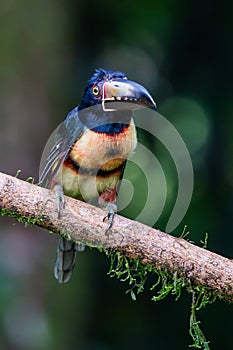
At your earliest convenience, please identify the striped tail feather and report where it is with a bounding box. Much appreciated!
[54,236,85,283]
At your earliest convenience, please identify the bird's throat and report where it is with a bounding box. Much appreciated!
[91,122,129,135]
[78,106,132,135]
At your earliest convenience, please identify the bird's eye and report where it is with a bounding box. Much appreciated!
[92,85,99,95]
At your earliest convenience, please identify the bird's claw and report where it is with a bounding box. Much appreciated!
[54,184,65,218]
[103,203,117,234]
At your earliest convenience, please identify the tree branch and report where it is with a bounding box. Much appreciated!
[0,171,232,302]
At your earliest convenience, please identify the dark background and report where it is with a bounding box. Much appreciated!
[0,1,232,349]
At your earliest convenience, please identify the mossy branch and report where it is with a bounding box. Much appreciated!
[0,171,233,303]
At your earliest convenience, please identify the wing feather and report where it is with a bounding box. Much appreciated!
[39,107,83,188]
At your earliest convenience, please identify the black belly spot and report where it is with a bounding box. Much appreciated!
[106,148,120,157]
[64,156,125,178]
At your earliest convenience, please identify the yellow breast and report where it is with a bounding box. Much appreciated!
[59,120,137,201]
[69,120,137,170]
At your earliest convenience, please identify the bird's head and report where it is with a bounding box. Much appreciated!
[78,68,156,112]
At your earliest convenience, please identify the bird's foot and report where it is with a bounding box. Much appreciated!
[103,202,117,234]
[54,184,65,218]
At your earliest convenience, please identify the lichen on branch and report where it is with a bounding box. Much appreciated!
[0,170,233,348]
[0,171,233,303]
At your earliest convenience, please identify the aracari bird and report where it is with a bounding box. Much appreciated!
[39,68,156,283]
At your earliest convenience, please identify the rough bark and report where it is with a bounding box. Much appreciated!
[0,171,232,302]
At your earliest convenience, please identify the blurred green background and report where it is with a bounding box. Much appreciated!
[0,1,232,349]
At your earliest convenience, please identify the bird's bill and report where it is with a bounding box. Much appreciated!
[102,79,156,111]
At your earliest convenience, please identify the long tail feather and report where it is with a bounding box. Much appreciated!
[54,236,85,283]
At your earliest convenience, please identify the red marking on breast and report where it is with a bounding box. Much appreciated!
[99,188,117,204]
[69,120,137,171]
[63,157,79,174]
